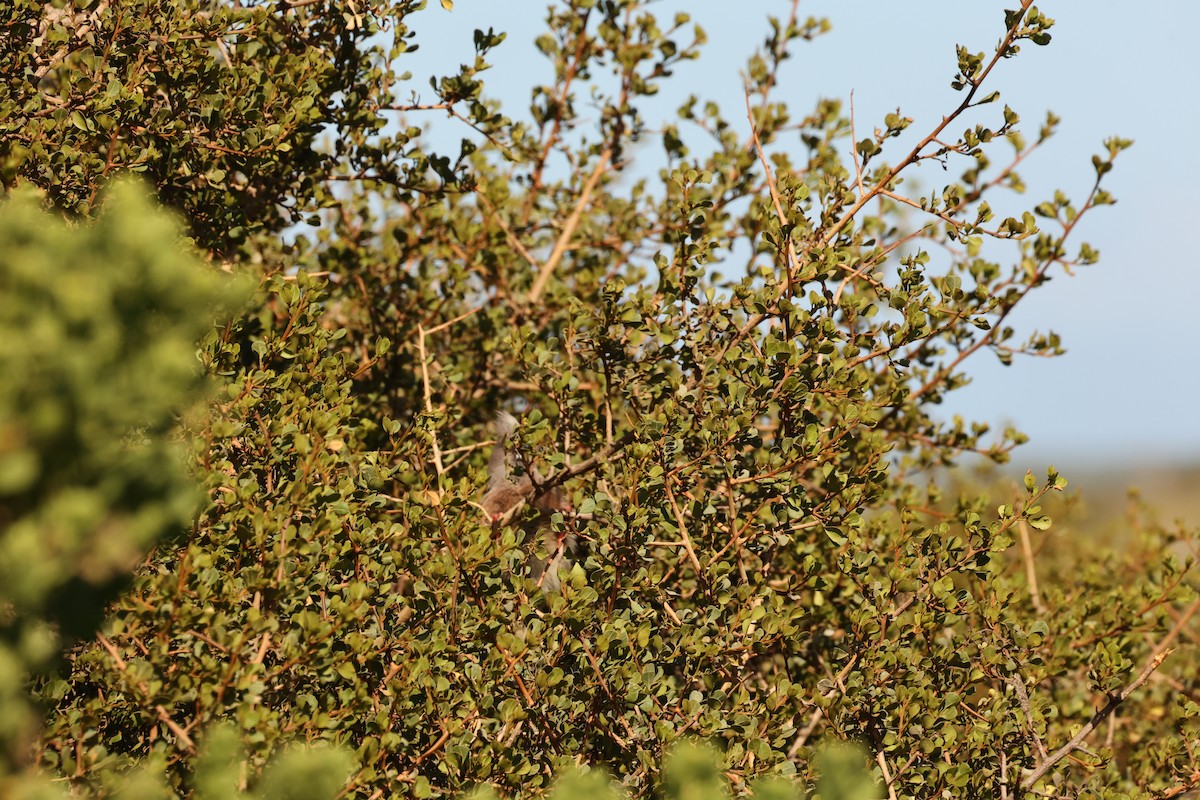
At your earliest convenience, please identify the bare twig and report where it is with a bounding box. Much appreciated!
[1151,595,1200,654]
[416,324,444,476]
[744,87,800,286]
[876,750,899,800]
[848,90,866,198]
[424,306,481,336]
[1009,675,1048,761]
[383,101,454,113]
[787,655,859,756]
[579,639,640,745]
[476,191,539,270]
[664,481,705,579]
[1156,773,1200,800]
[154,706,196,751]
[1017,518,1046,615]
[527,148,612,303]
[416,311,482,477]
[96,634,196,753]
[1021,648,1174,790]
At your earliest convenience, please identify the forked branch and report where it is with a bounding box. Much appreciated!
[1021,648,1173,790]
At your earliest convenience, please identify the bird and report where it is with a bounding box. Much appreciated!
[480,412,576,593]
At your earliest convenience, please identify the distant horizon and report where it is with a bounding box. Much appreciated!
[986,445,1200,474]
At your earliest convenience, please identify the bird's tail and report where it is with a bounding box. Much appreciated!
[493,411,518,441]
[486,411,519,491]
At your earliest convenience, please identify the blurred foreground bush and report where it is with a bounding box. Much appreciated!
[0,182,240,782]
[0,185,360,798]
[475,742,878,800]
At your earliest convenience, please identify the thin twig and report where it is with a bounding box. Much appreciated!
[491,431,634,528]
[96,634,196,753]
[664,482,705,579]
[476,191,539,270]
[744,86,800,286]
[876,750,899,800]
[522,9,593,223]
[787,656,859,756]
[383,101,454,113]
[1151,595,1200,654]
[1021,648,1174,790]
[579,638,639,745]
[1009,675,1048,761]
[154,706,196,751]
[1156,773,1200,799]
[848,90,866,197]
[1017,518,1046,615]
[424,305,481,336]
[416,323,444,476]
[527,148,612,303]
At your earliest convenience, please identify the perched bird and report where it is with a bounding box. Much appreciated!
[481,412,575,592]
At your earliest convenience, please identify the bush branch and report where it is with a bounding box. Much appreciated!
[1021,648,1173,790]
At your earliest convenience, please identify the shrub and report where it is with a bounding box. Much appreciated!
[2,1,1197,798]
[0,181,245,788]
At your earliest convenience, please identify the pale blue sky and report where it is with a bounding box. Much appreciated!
[402,2,1200,469]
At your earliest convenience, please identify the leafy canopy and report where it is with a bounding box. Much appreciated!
[0,1,1196,798]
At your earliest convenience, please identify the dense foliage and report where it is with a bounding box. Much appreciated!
[2,0,1198,798]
